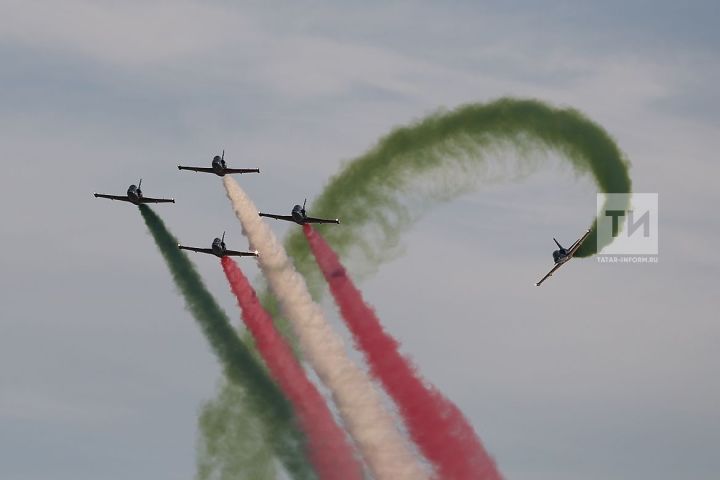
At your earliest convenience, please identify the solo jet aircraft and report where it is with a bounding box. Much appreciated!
[94,179,174,205]
[178,232,258,258]
[177,150,260,176]
[535,229,591,286]
[259,199,339,225]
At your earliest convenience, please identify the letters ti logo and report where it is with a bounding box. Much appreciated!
[597,193,658,255]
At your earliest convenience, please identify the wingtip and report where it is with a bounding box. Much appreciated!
[93,192,98,197]
[253,250,259,256]
[335,219,340,224]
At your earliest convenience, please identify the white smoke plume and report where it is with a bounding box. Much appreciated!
[223,177,429,480]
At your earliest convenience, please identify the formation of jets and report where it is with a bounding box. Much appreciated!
[95,150,590,284]
[93,151,339,262]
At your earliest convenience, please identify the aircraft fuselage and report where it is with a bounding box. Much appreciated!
[211,156,227,176]
[211,238,226,257]
[291,205,307,224]
[552,248,570,264]
[126,185,142,205]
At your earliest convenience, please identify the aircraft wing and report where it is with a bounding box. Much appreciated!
[94,193,132,202]
[225,249,259,257]
[178,166,215,174]
[225,168,260,174]
[139,196,175,204]
[178,245,214,255]
[305,216,340,224]
[535,262,564,286]
[259,213,295,222]
[568,229,592,257]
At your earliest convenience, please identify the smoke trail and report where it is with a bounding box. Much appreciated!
[223,177,430,480]
[305,224,501,479]
[278,98,631,302]
[196,381,277,480]
[137,205,315,480]
[221,257,364,480]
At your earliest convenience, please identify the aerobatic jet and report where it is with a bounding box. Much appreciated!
[94,179,174,205]
[259,199,339,225]
[178,232,258,258]
[535,229,591,286]
[177,150,260,176]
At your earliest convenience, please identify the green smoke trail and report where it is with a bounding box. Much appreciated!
[197,381,278,480]
[281,97,631,302]
[138,205,315,480]
[197,381,276,480]
[197,97,632,472]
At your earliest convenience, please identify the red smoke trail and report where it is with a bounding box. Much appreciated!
[303,225,502,480]
[221,257,364,480]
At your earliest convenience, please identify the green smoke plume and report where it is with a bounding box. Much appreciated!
[197,381,276,480]
[282,97,631,302]
[138,205,315,480]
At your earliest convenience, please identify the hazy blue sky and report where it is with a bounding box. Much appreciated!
[1,1,718,479]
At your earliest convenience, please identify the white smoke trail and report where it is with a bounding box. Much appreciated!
[223,177,429,480]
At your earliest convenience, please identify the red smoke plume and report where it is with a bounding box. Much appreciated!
[303,225,502,480]
[221,257,363,480]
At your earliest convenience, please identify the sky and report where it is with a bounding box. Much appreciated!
[1,1,718,479]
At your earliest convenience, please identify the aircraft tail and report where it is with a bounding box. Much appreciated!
[554,238,563,250]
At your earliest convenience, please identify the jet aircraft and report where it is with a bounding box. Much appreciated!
[535,229,591,286]
[259,199,339,225]
[94,179,174,205]
[178,150,260,176]
[178,232,258,258]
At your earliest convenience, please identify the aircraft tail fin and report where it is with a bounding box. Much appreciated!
[554,238,563,250]
[221,231,225,243]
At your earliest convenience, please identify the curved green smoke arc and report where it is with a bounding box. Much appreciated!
[280,97,631,303]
